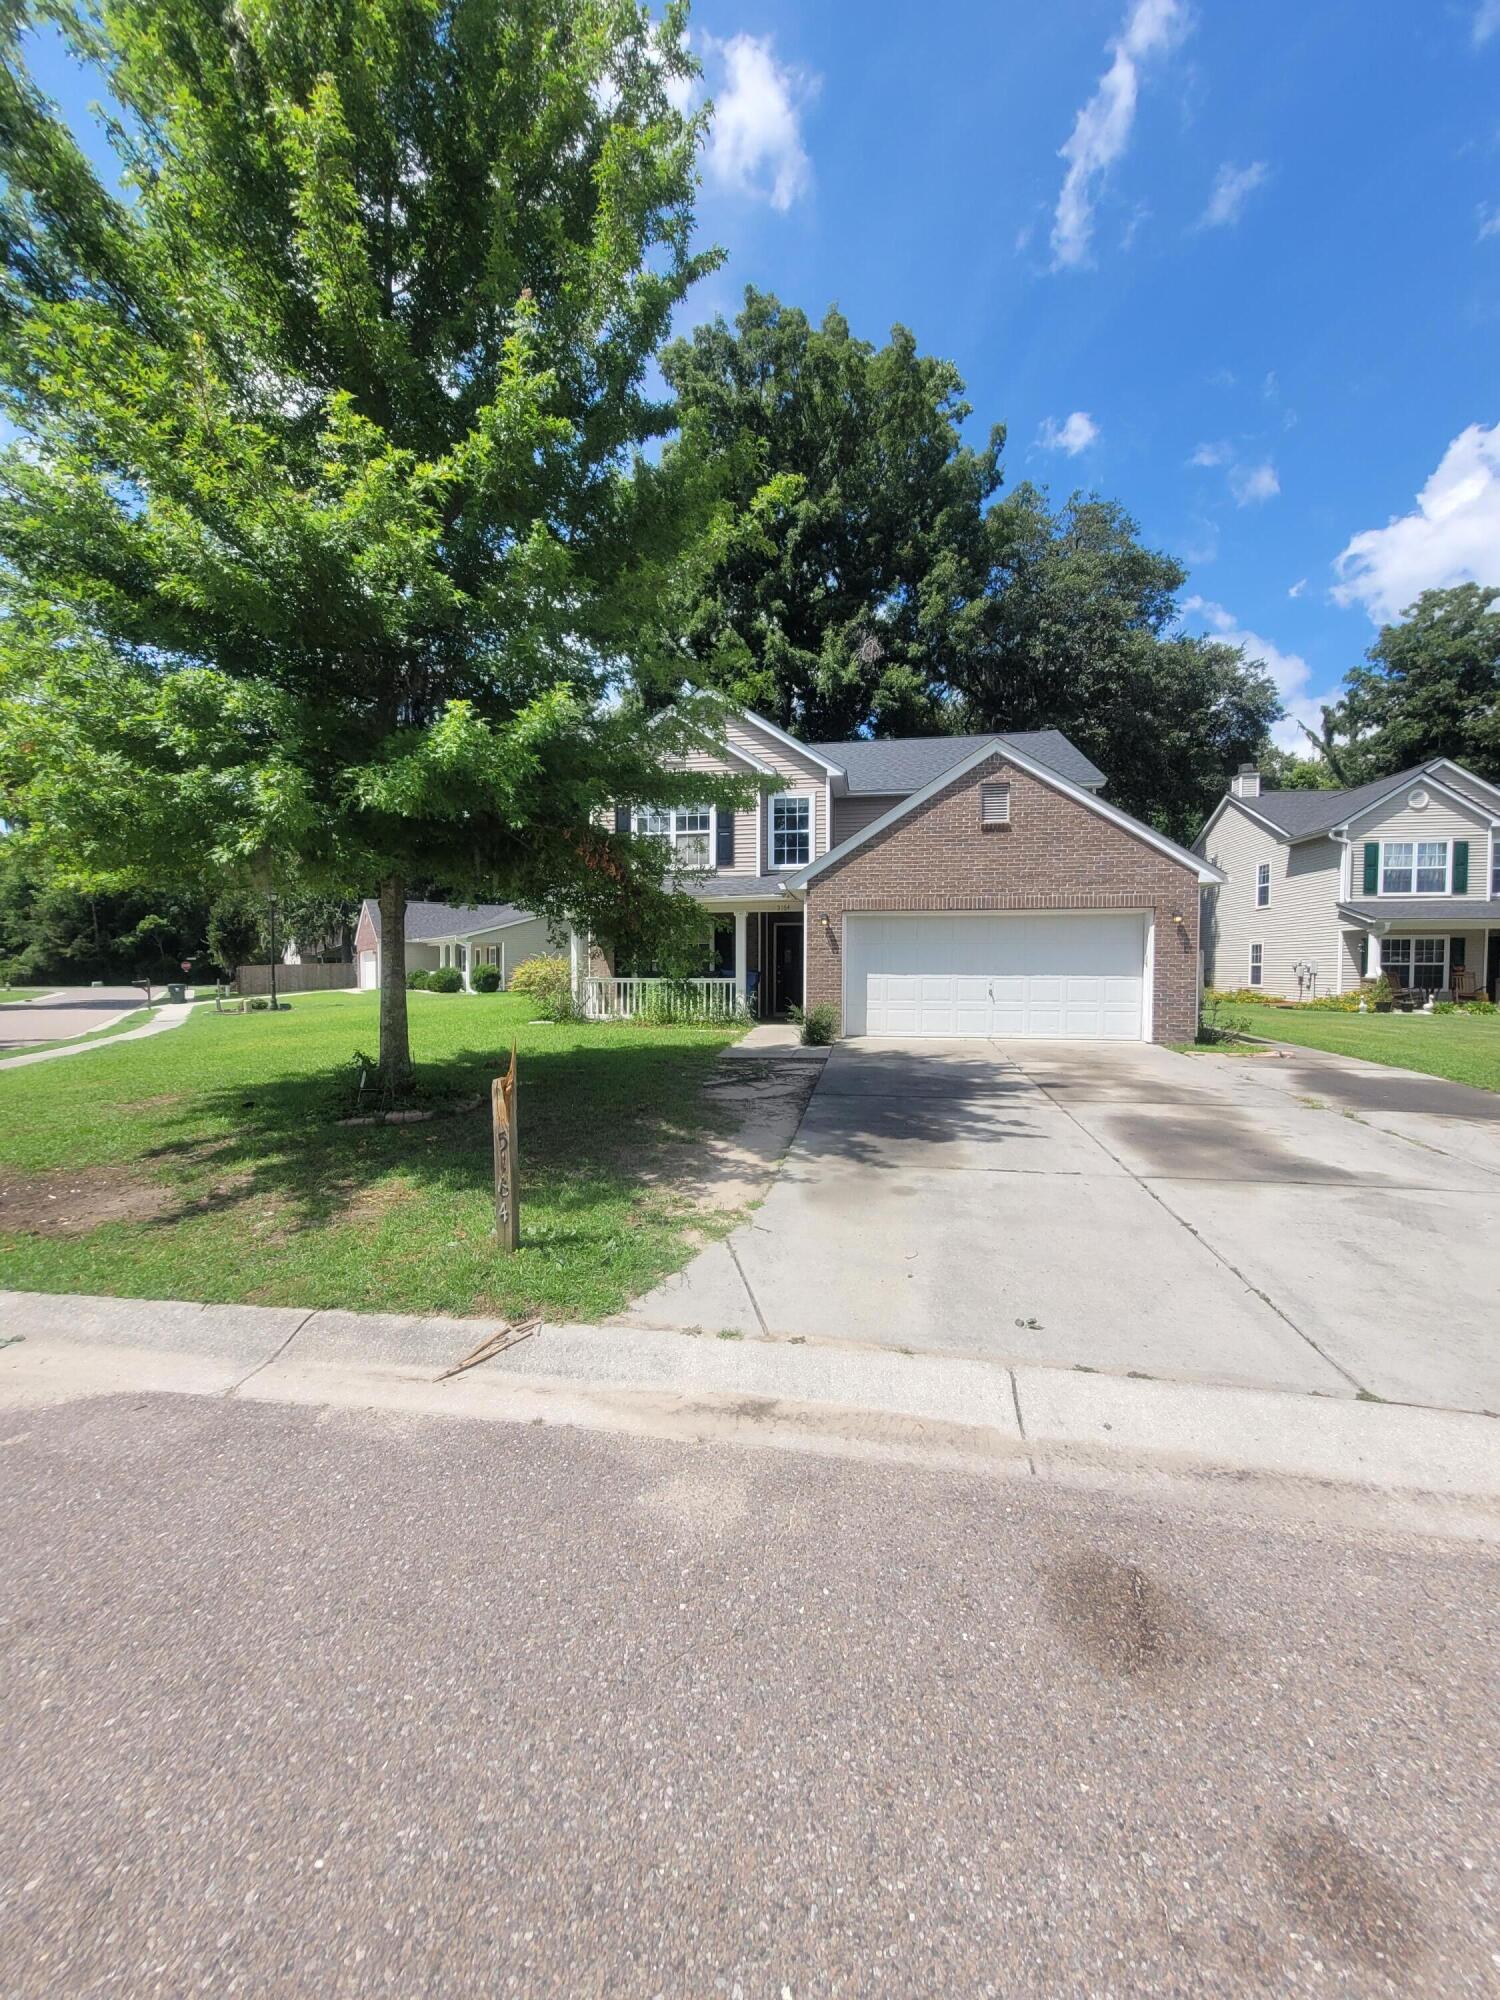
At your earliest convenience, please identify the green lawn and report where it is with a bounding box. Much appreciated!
[0,990,748,1320]
[1217,1004,1500,1092]
[1,1006,154,1059]
[0,987,53,1002]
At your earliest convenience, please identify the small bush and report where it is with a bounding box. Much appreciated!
[509,953,569,995]
[1205,987,1272,1006]
[246,996,270,1011]
[426,966,463,993]
[789,1002,838,1046]
[1431,999,1458,1015]
[1462,996,1497,1014]
[406,968,432,990]
[1301,989,1363,1011]
[508,953,576,1019]
[470,962,502,993]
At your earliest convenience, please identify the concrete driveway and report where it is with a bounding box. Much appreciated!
[0,983,146,1051]
[625,1039,1500,1414]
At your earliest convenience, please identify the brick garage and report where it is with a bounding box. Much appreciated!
[802,752,1202,1043]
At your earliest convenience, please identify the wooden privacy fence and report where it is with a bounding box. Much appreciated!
[492,1041,519,1252]
[237,962,355,996]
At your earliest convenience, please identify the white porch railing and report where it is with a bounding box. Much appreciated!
[582,975,742,1022]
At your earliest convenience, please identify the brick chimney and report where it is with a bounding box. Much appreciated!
[1230,763,1262,800]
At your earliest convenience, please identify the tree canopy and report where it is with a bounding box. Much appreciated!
[0,0,748,1085]
[658,288,1005,739]
[1314,585,1500,787]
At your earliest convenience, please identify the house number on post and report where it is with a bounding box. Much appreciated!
[492,1041,520,1253]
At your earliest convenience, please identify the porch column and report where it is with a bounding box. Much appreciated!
[568,925,586,995]
[1367,932,1380,979]
[733,908,748,1004]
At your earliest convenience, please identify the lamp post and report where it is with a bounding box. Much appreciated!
[267,892,280,1011]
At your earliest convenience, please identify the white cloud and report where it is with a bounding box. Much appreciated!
[1050,0,1190,270]
[1479,204,1500,241]
[1199,160,1269,229]
[1038,410,1101,455]
[1184,595,1330,748]
[701,34,815,211]
[1475,1,1500,46]
[1288,577,1307,598]
[1333,422,1500,623]
[1189,440,1230,467]
[1229,459,1280,506]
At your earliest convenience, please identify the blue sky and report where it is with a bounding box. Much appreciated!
[19,1,1500,748]
[672,0,1500,746]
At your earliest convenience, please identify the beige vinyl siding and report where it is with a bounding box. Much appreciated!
[1347,790,1491,897]
[725,714,829,865]
[1199,801,1343,998]
[673,745,761,876]
[832,792,902,847]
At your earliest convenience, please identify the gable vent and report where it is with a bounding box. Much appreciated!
[980,781,1011,828]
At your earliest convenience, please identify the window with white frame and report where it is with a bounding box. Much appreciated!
[1255,860,1271,908]
[635,805,712,869]
[1381,936,1447,992]
[1492,843,1499,896]
[1381,839,1448,895]
[771,793,811,867]
[1248,942,1263,987]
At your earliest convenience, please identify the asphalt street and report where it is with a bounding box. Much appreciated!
[1,1393,1496,1997]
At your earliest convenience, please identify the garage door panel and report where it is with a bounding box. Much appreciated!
[848,913,1146,1041]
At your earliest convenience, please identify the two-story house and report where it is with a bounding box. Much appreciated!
[575,707,1221,1043]
[1196,758,1500,1002]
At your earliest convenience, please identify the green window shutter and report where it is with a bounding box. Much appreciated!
[1362,842,1380,894]
[1452,841,1469,894]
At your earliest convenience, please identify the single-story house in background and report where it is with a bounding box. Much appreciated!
[354,899,558,992]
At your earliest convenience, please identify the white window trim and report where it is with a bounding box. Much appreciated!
[1379,837,1450,897]
[1379,935,1450,992]
[1248,941,1264,988]
[635,803,718,869]
[1255,861,1271,909]
[770,792,813,871]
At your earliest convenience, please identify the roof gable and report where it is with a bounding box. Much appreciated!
[361,898,538,941]
[788,738,1223,888]
[805,729,1106,795]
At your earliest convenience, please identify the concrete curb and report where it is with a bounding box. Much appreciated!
[2,1290,1496,1512]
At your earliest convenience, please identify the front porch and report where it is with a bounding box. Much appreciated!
[573,897,805,1022]
[1343,920,1499,1004]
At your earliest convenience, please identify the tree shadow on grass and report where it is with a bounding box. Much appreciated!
[136,1039,741,1234]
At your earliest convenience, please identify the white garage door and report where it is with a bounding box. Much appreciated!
[845,912,1147,1040]
[358,950,378,990]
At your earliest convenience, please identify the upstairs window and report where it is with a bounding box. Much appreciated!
[1381,840,1448,895]
[771,794,811,868]
[635,805,712,869]
[1255,861,1271,908]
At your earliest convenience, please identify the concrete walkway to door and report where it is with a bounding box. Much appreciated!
[621,1038,1500,1414]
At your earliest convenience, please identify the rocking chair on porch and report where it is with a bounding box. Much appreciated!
[1450,966,1482,1003]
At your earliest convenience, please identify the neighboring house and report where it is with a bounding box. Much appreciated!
[353,899,558,993]
[1196,759,1500,1002]
[576,708,1221,1044]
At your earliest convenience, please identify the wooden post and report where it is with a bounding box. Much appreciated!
[492,1040,519,1252]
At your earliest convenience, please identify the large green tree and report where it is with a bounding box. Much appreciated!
[1315,585,1500,786]
[657,288,1005,739]
[953,486,1281,841]
[0,0,748,1088]
[0,844,211,984]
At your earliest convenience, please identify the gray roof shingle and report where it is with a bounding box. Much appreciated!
[1242,762,1500,841]
[1338,898,1500,924]
[361,898,538,941]
[806,730,1106,795]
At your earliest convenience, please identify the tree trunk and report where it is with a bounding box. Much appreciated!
[378,872,412,1090]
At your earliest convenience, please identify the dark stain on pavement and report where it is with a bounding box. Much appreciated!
[1043,1551,1215,1680]
[1102,1107,1386,1184]
[1270,1818,1428,1977]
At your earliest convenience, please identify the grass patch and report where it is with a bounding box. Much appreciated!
[0,987,54,1002]
[1217,1005,1500,1093]
[2,1007,155,1060]
[0,990,748,1320]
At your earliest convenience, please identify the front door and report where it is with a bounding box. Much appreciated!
[770,917,804,1017]
[1488,934,1500,1002]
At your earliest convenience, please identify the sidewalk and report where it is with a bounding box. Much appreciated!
[0,1001,193,1072]
[3,1289,1496,1534]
